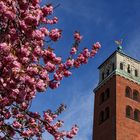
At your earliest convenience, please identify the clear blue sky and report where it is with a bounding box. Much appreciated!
[31,0,140,139]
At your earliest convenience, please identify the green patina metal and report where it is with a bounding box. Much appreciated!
[117,45,123,52]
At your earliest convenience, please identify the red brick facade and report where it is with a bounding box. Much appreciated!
[93,75,140,140]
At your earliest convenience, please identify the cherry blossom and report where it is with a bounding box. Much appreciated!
[0,0,101,139]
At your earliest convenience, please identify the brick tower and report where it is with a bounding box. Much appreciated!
[93,49,140,140]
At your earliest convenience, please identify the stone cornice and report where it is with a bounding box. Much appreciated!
[93,69,140,93]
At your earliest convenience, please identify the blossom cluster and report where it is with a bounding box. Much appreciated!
[0,0,101,139]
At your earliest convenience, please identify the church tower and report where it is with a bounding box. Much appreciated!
[93,48,140,140]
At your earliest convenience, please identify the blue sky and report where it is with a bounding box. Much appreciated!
[31,0,140,139]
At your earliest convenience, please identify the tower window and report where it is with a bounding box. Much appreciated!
[99,108,110,125]
[134,109,139,121]
[133,90,139,102]
[120,62,123,70]
[135,69,138,77]
[106,69,110,76]
[127,64,131,73]
[99,88,110,105]
[102,72,105,80]
[126,106,133,119]
[112,63,115,71]
[99,111,104,124]
[99,92,104,104]
[104,88,110,100]
[125,86,132,98]
[104,107,110,120]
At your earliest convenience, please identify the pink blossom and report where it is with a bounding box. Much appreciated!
[12,89,20,94]
[74,31,83,42]
[52,120,64,130]
[32,30,45,40]
[70,47,77,55]
[0,0,101,139]
[49,81,60,89]
[90,50,97,57]
[13,121,22,129]
[43,112,53,123]
[22,129,33,137]
[54,73,63,81]
[25,14,38,26]
[42,4,53,15]
[36,79,46,92]
[58,63,66,70]
[66,59,74,67]
[20,47,30,56]
[54,57,62,64]
[0,43,10,53]
[32,0,40,6]
[21,57,29,64]
[49,28,62,41]
[5,53,17,62]
[50,51,56,59]
[21,102,28,110]
[83,48,90,57]
[74,60,81,68]
[27,66,38,75]
[66,125,78,139]
[47,17,58,24]
[16,114,25,119]
[31,55,39,62]
[34,46,43,56]
[39,70,49,80]
[3,111,11,119]
[12,61,21,68]
[40,27,49,35]
[45,62,56,72]
[25,75,35,85]
[63,70,72,77]
[19,20,27,30]
[5,10,15,20]
[53,17,58,24]
[77,54,85,62]
[0,1,7,13]
[93,42,101,49]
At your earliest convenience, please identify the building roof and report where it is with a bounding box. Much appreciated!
[98,50,140,69]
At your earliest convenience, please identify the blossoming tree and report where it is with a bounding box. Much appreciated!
[0,0,101,139]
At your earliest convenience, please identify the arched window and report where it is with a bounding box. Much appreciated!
[134,109,139,121]
[112,63,115,71]
[125,86,132,98]
[99,92,104,104]
[99,111,104,124]
[135,69,138,77]
[133,90,139,101]
[104,107,110,120]
[120,62,123,70]
[126,106,133,119]
[104,88,110,100]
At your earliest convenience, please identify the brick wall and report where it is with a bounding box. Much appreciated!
[93,75,140,140]
[116,75,140,140]
[93,75,116,140]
